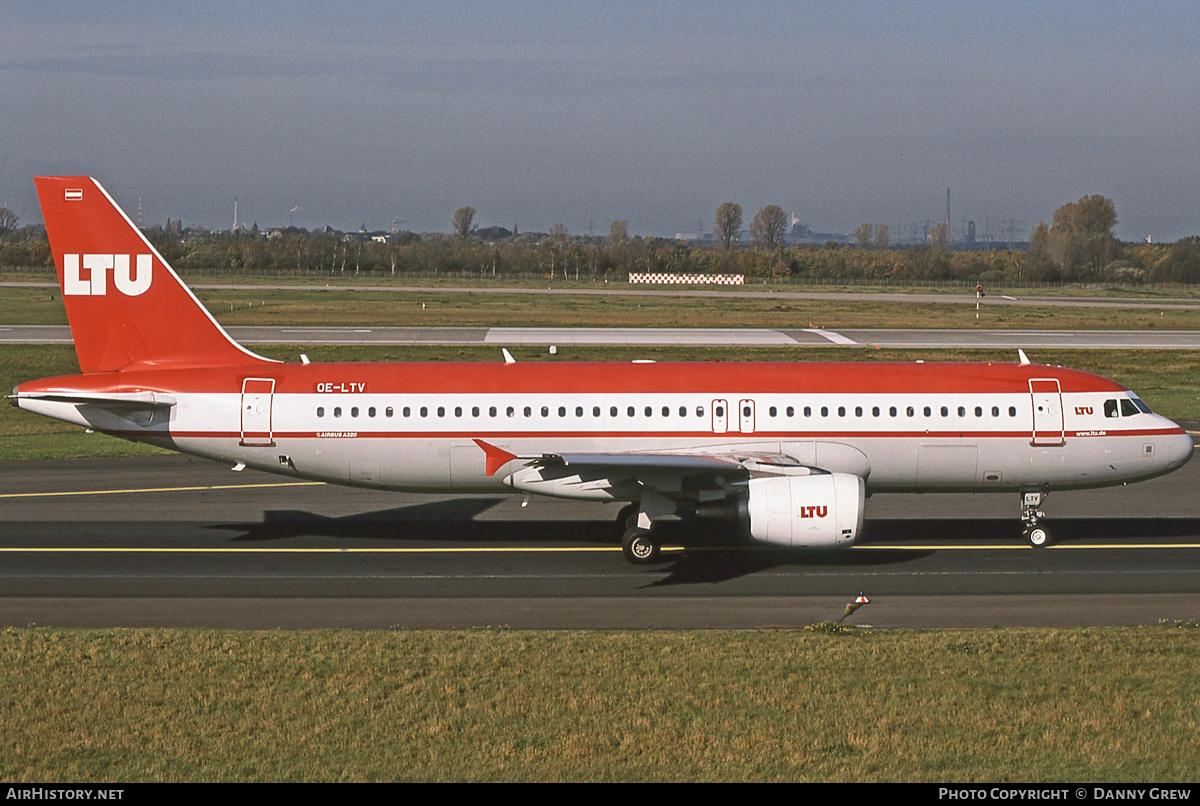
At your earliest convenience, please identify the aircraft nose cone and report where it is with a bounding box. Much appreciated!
[1175,432,1194,466]
[1163,424,1194,469]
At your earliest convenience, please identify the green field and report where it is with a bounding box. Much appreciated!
[2,627,1197,782]
[6,279,1200,329]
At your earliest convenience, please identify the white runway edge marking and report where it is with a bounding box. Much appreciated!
[802,328,857,345]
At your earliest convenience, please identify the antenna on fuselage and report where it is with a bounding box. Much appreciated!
[502,348,516,364]
[1018,349,1031,366]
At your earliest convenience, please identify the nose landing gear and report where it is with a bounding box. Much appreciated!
[1021,491,1051,548]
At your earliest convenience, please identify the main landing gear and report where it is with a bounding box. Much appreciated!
[615,501,667,565]
[1021,491,1051,548]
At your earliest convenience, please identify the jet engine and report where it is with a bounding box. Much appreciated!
[745,472,864,548]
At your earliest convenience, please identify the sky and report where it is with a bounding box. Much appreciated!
[2,1,1198,242]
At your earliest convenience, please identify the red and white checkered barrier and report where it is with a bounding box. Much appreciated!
[628,273,744,285]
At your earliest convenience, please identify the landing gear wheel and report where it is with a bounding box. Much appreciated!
[621,528,661,565]
[1026,525,1051,548]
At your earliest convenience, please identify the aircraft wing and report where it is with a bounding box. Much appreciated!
[473,438,835,504]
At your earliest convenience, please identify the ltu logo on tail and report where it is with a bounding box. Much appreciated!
[64,254,152,296]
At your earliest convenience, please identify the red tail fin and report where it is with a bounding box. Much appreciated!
[34,176,274,372]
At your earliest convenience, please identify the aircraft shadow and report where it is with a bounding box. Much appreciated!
[209,502,1200,586]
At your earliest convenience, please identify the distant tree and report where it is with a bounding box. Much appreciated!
[750,205,788,250]
[1052,195,1120,278]
[549,222,569,240]
[609,220,629,243]
[1028,195,1120,279]
[855,223,874,249]
[714,202,742,250]
[452,206,477,240]
[0,207,17,236]
[875,224,890,249]
[929,222,949,249]
[1151,236,1200,284]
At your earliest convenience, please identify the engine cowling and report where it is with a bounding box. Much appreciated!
[746,472,865,548]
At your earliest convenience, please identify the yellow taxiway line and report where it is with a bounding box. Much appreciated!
[0,481,326,499]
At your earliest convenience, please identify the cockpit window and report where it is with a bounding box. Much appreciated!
[1132,398,1152,414]
[1104,399,1120,418]
[1120,398,1139,417]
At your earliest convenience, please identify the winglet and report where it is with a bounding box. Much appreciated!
[473,438,517,476]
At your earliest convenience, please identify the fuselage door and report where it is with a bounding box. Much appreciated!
[712,399,728,433]
[240,377,276,446]
[1029,378,1064,446]
[739,398,756,434]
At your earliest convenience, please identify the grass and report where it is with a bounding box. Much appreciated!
[7,278,1200,329]
[0,626,1196,782]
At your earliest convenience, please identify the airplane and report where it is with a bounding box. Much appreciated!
[11,176,1195,564]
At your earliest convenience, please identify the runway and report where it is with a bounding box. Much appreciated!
[6,324,1200,349]
[2,453,1199,630]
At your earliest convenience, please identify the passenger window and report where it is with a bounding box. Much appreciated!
[351,407,359,417]
[594,406,601,417]
[820,406,828,417]
[975,406,982,417]
[317,407,324,417]
[715,405,725,417]
[436,407,444,417]
[523,406,531,417]
[559,406,566,417]
[541,406,549,417]
[645,406,653,417]
[506,406,514,418]
[837,406,845,417]
[1008,406,1016,417]
[403,406,411,417]
[854,406,862,417]
[611,406,619,417]
[786,406,794,417]
[769,406,777,417]
[472,406,480,417]
[696,406,705,417]
[992,406,1000,417]
[386,407,393,418]
[489,406,497,417]
[369,407,376,417]
[454,406,462,417]
[940,406,948,417]
[924,406,932,417]
[803,406,811,417]
[334,407,342,418]
[680,406,687,417]
[906,406,914,417]
[889,406,897,417]
[577,406,585,417]
[628,406,636,417]
[872,406,880,417]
